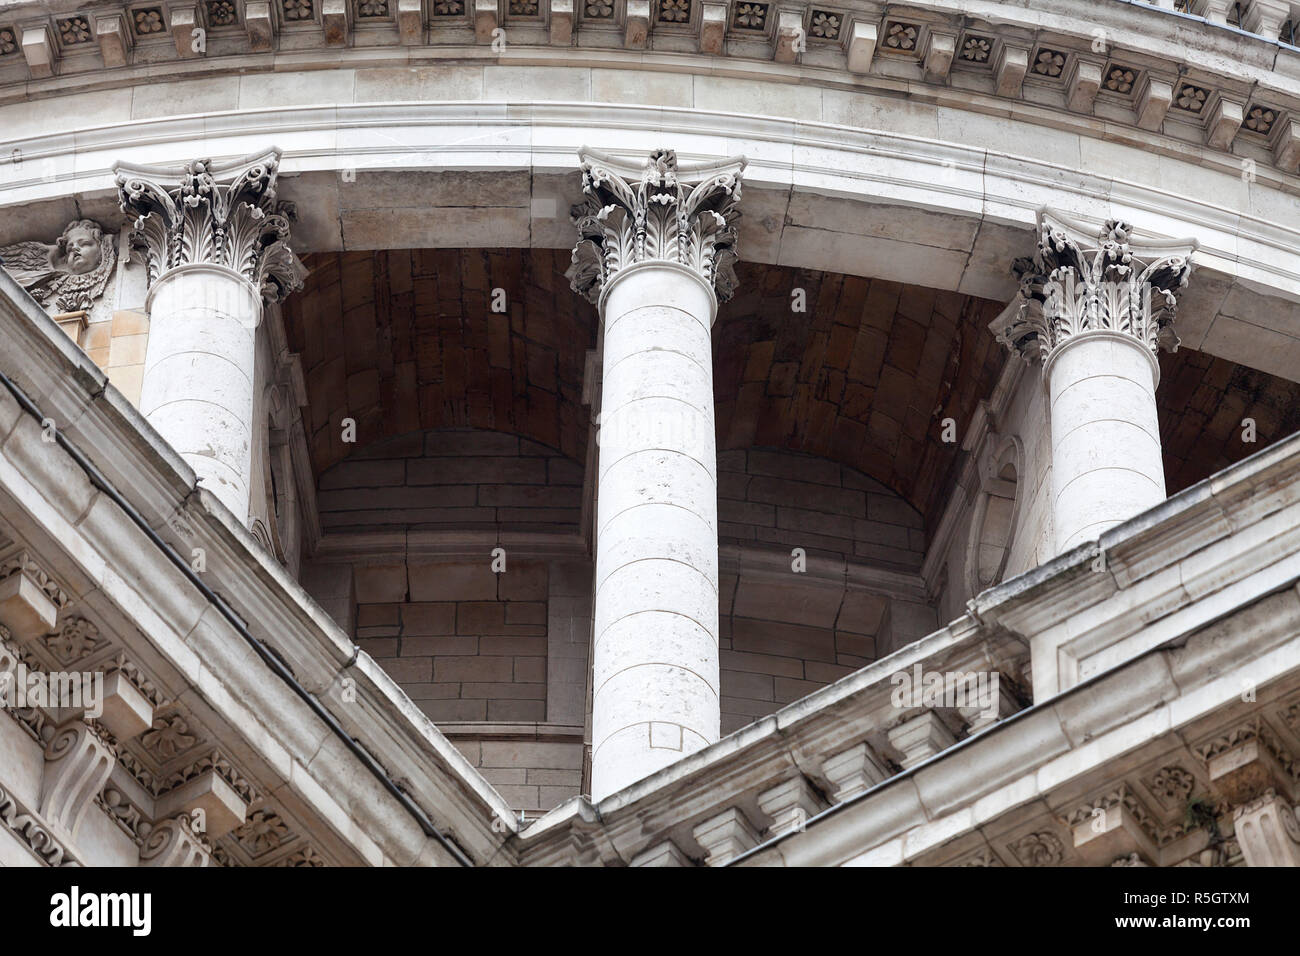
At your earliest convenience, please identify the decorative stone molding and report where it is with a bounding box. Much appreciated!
[98,671,155,741]
[140,713,197,761]
[97,786,150,845]
[842,19,873,72]
[0,219,116,315]
[1067,786,1161,865]
[114,149,307,303]
[158,748,260,806]
[92,12,132,66]
[155,767,249,838]
[0,779,76,865]
[1195,718,1298,800]
[139,814,213,866]
[0,551,69,642]
[567,146,745,305]
[1146,764,1196,806]
[272,844,326,866]
[1007,830,1065,866]
[995,212,1196,365]
[887,711,956,769]
[952,846,1003,867]
[233,807,293,857]
[42,617,107,666]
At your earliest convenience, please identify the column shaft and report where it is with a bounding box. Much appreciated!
[567,146,745,801]
[1046,331,1165,553]
[139,264,260,518]
[115,150,304,525]
[591,262,720,800]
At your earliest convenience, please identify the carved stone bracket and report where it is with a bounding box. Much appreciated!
[567,146,746,304]
[1233,790,1300,866]
[993,211,1197,365]
[40,718,115,838]
[114,148,307,303]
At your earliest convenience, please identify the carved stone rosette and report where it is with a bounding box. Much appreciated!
[114,149,306,303]
[567,146,746,304]
[994,212,1197,364]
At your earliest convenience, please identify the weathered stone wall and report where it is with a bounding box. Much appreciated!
[352,558,550,724]
[302,549,592,814]
[318,427,583,535]
[718,447,925,570]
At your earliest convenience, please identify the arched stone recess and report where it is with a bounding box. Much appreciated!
[281,248,597,480]
[715,262,1007,532]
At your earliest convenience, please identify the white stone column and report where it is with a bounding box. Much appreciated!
[115,151,305,521]
[995,214,1196,555]
[568,147,745,801]
[140,265,260,517]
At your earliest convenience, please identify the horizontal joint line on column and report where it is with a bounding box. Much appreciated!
[605,305,707,336]
[591,720,709,760]
[593,607,716,653]
[596,553,719,597]
[1055,465,1163,499]
[143,348,254,388]
[598,446,716,487]
[141,395,257,426]
[1051,416,1162,451]
[597,499,717,541]
[603,345,711,382]
[1052,368,1155,396]
[593,662,720,701]
[1063,518,1128,547]
[603,392,713,420]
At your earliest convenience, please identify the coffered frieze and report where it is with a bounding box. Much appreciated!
[2,1,1300,173]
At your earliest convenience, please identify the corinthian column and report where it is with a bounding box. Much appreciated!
[995,213,1196,555]
[568,147,745,801]
[115,150,305,521]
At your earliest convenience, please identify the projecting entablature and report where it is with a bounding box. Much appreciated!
[2,0,1300,174]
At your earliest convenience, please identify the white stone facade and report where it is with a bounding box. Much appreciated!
[0,0,1297,871]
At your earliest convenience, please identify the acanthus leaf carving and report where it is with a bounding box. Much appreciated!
[993,212,1196,364]
[567,146,746,304]
[114,149,307,303]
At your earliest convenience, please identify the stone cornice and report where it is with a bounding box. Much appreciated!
[3,0,1300,172]
[513,616,1030,865]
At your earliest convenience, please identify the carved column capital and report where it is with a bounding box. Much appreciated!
[114,148,306,304]
[566,146,746,305]
[993,211,1197,365]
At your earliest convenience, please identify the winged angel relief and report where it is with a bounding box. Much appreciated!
[0,219,117,314]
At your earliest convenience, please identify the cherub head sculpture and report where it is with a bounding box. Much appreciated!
[0,219,117,313]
